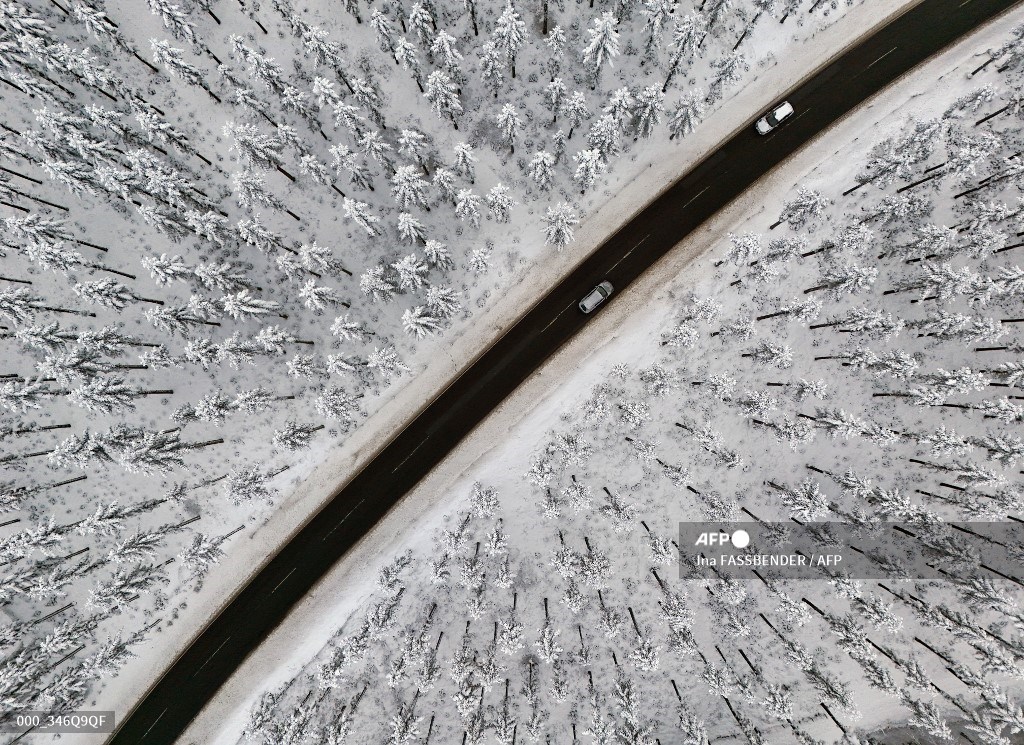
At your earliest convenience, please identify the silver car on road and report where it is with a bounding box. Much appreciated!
[578,281,614,313]
[755,100,794,135]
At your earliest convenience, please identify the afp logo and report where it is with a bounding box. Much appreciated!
[695,529,750,548]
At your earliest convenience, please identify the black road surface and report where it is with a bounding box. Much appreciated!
[109,1,1022,742]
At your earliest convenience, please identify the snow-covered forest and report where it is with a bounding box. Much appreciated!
[0,0,876,726]
[231,17,1024,745]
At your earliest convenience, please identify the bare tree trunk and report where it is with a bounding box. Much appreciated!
[191,438,225,449]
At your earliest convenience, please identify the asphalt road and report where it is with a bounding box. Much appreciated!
[108,0,1023,742]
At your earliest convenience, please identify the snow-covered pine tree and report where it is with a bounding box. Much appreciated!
[541,203,580,250]
[582,12,621,88]
[485,184,517,222]
[491,1,526,78]
[272,421,324,451]
[496,103,523,154]
[402,307,442,338]
[424,70,463,128]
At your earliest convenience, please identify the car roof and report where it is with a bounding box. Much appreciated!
[581,287,604,308]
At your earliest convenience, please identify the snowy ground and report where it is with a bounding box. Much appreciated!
[182,4,1024,744]
[0,0,924,737]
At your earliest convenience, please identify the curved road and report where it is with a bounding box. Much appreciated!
[110,0,1021,742]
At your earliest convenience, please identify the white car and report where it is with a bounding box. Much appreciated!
[755,100,794,135]
[578,281,614,313]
